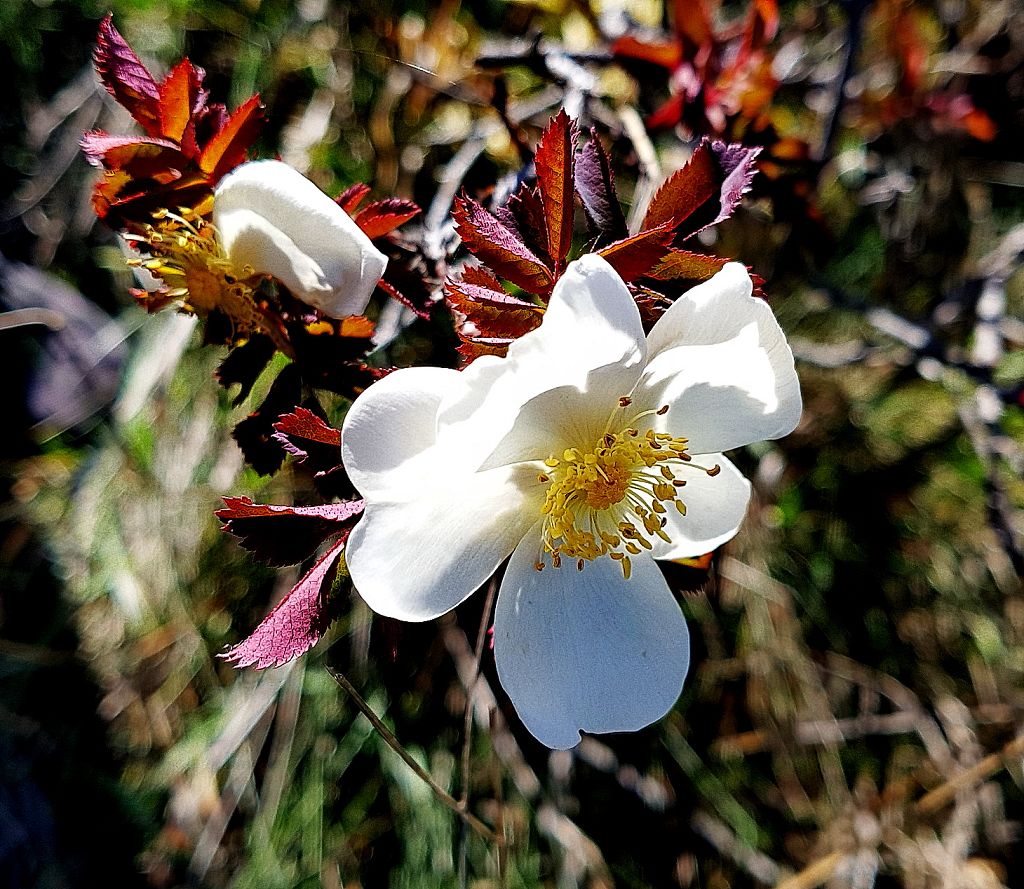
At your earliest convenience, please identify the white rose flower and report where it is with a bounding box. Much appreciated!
[214,159,387,318]
[341,254,801,748]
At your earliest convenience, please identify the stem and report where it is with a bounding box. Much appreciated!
[456,577,500,886]
[325,664,496,843]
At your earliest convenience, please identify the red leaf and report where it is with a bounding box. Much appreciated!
[157,58,204,148]
[221,538,347,669]
[452,195,554,296]
[272,407,341,450]
[671,0,714,58]
[647,249,728,282]
[611,35,681,70]
[597,223,674,282]
[574,130,628,242]
[336,183,371,214]
[647,250,766,297]
[217,496,362,567]
[445,275,543,341]
[354,198,421,239]
[80,131,182,167]
[534,110,577,273]
[506,184,551,266]
[198,93,265,179]
[643,140,761,239]
[376,279,431,320]
[643,143,719,232]
[93,15,161,137]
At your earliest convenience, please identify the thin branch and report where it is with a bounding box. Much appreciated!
[325,664,496,843]
[457,575,499,888]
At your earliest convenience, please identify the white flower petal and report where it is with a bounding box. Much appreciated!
[479,360,641,471]
[341,365,468,500]
[640,326,801,454]
[436,254,646,468]
[494,528,690,749]
[347,466,543,622]
[646,454,751,560]
[646,262,760,355]
[214,160,387,318]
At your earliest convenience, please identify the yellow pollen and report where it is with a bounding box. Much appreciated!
[125,208,266,338]
[538,413,717,580]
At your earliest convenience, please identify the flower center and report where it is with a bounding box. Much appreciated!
[536,400,720,580]
[125,208,264,334]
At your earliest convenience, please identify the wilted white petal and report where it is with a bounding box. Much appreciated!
[214,160,387,318]
[495,526,690,749]
[347,466,543,622]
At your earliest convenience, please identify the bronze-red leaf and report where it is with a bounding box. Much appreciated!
[354,198,421,239]
[534,110,577,273]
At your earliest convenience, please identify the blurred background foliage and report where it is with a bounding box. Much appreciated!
[2,0,1023,887]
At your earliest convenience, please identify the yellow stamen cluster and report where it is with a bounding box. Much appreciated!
[125,208,265,335]
[537,405,720,580]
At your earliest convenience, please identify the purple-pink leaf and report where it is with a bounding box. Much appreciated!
[575,129,628,243]
[643,139,761,241]
[452,195,554,296]
[94,15,162,137]
[221,538,347,669]
[216,496,363,567]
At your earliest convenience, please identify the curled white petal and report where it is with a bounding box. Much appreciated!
[214,160,387,318]
[640,262,802,453]
[494,526,690,749]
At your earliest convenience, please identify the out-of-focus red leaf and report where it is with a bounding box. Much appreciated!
[597,224,674,281]
[671,0,713,57]
[217,496,361,567]
[220,538,348,669]
[157,58,204,150]
[198,94,265,179]
[354,198,421,239]
[534,110,577,273]
[94,15,161,137]
[452,195,554,295]
[737,0,779,65]
[611,35,681,70]
[643,140,761,239]
[961,108,997,141]
[336,183,371,214]
[575,130,628,242]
